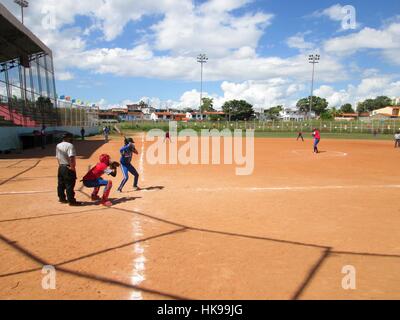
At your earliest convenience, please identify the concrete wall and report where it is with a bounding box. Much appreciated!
[0,126,99,151]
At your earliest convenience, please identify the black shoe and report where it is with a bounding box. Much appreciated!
[69,201,83,206]
[59,199,68,204]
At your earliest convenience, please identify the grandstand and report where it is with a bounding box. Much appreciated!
[0,3,98,151]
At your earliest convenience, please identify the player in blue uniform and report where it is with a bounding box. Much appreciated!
[117,137,140,192]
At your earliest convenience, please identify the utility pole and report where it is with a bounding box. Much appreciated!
[308,54,320,119]
[197,54,208,121]
[14,0,29,24]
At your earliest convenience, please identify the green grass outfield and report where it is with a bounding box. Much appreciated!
[117,120,399,141]
[112,128,394,141]
[253,132,394,140]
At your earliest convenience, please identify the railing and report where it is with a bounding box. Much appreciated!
[0,95,101,127]
[0,95,57,127]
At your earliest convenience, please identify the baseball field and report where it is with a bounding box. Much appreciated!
[0,133,399,300]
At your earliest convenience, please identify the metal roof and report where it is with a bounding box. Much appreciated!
[0,3,52,63]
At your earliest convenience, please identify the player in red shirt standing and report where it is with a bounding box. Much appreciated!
[312,128,321,154]
[82,154,117,206]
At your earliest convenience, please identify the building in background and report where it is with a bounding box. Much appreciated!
[98,110,119,123]
[279,109,315,121]
[371,106,400,118]
[334,113,359,121]
[127,102,155,120]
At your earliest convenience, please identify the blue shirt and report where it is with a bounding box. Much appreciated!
[120,144,133,164]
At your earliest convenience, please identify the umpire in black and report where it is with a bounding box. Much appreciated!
[56,133,81,206]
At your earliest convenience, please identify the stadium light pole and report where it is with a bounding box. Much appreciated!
[197,53,208,120]
[308,54,320,120]
[14,0,29,24]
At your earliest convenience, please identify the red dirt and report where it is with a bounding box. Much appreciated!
[0,135,399,300]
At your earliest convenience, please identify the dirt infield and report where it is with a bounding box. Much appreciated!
[0,134,399,300]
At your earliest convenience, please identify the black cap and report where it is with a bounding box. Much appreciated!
[63,132,74,140]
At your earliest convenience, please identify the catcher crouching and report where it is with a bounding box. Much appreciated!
[82,154,120,207]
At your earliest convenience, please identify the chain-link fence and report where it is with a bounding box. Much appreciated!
[57,100,99,127]
[120,119,400,135]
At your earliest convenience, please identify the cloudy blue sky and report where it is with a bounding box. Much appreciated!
[2,0,399,109]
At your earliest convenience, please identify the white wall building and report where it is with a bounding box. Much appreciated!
[150,112,158,121]
[279,109,316,121]
[186,112,193,120]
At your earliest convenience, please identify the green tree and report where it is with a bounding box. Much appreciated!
[357,96,392,113]
[138,100,147,107]
[222,100,254,121]
[296,96,328,116]
[330,107,340,117]
[320,110,334,120]
[183,107,194,113]
[340,103,355,114]
[200,97,215,112]
[264,105,283,120]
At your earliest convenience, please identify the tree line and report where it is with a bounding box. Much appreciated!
[181,95,396,121]
[294,95,394,120]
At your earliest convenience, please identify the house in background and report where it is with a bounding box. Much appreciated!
[334,113,359,121]
[185,112,193,120]
[191,111,225,121]
[126,103,155,120]
[111,108,128,121]
[279,109,315,121]
[371,106,400,118]
[98,110,119,123]
[151,111,172,121]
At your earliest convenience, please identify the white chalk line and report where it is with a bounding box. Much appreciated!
[0,190,54,195]
[195,185,400,192]
[3,184,399,195]
[139,134,145,183]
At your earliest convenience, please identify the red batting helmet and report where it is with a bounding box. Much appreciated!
[99,154,110,165]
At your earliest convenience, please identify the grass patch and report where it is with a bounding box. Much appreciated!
[111,129,394,141]
[253,132,394,140]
